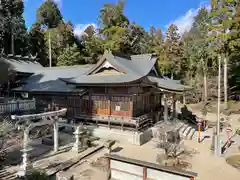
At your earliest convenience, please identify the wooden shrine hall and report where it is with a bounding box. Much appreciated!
[4,51,191,131]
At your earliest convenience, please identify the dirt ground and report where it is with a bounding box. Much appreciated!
[108,139,240,180]
[3,102,240,180]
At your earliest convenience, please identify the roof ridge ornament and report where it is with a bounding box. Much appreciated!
[15,55,22,58]
[30,53,38,60]
[7,54,14,57]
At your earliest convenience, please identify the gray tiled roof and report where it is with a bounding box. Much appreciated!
[12,51,191,93]
[64,51,157,84]
[1,56,43,73]
[147,76,192,92]
[13,65,93,92]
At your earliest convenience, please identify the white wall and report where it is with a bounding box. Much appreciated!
[110,159,192,180]
[147,169,189,180]
[111,160,143,180]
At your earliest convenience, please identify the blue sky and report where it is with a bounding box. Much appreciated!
[24,0,210,35]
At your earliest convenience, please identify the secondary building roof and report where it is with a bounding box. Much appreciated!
[13,65,93,93]
[1,55,43,73]
[147,76,192,93]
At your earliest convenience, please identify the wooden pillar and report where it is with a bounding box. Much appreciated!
[106,158,111,180]
[143,167,147,180]
[172,94,176,119]
[163,94,168,122]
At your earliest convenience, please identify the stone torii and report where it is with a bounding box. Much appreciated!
[11,108,67,177]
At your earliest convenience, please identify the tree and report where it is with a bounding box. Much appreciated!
[164,24,182,78]
[37,0,63,67]
[228,4,240,90]
[29,22,48,66]
[209,0,237,109]
[99,0,129,29]
[0,120,19,162]
[0,59,10,86]
[127,23,151,54]
[43,22,76,66]
[189,7,211,101]
[57,43,83,66]
[82,35,104,64]
[0,0,29,55]
[99,0,131,53]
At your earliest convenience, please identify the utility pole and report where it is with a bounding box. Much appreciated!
[48,30,52,67]
[215,54,221,156]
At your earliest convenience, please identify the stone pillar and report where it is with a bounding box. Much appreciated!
[183,93,186,105]
[17,128,33,177]
[54,117,59,153]
[163,94,168,122]
[172,94,176,120]
[72,126,84,153]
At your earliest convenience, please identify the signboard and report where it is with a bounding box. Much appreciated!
[115,106,121,111]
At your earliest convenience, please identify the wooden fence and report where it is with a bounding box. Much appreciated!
[0,99,36,114]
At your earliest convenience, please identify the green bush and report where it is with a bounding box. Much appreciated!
[236,129,240,136]
[26,170,49,180]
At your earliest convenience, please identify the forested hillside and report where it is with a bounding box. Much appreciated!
[1,0,240,103]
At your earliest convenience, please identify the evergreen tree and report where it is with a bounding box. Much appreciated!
[37,0,63,67]
[29,22,48,66]
[164,24,182,78]
[0,0,29,55]
[209,0,237,108]
[57,43,83,66]
[189,7,211,101]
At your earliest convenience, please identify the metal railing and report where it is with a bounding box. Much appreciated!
[0,99,36,114]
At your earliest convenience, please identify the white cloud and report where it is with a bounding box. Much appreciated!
[166,2,210,35]
[73,23,98,38]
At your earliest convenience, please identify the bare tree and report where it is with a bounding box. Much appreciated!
[0,120,22,162]
[156,129,196,168]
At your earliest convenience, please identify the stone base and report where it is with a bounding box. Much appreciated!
[17,164,33,177]
[87,126,152,146]
[71,145,84,153]
[56,171,74,180]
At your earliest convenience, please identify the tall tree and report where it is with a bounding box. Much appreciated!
[57,43,83,66]
[99,0,129,29]
[148,27,166,75]
[190,7,211,101]
[29,22,48,66]
[164,24,182,79]
[210,0,237,109]
[228,3,240,89]
[37,0,63,67]
[0,0,29,55]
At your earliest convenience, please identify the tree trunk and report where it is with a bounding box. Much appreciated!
[215,55,221,156]
[11,33,14,55]
[203,72,208,102]
[223,56,228,109]
[48,30,52,67]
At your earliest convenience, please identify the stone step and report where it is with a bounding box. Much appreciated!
[174,122,184,132]
[188,128,196,140]
[183,126,192,139]
[179,124,188,135]
[0,172,16,180]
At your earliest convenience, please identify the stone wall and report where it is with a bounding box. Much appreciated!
[88,126,152,145]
